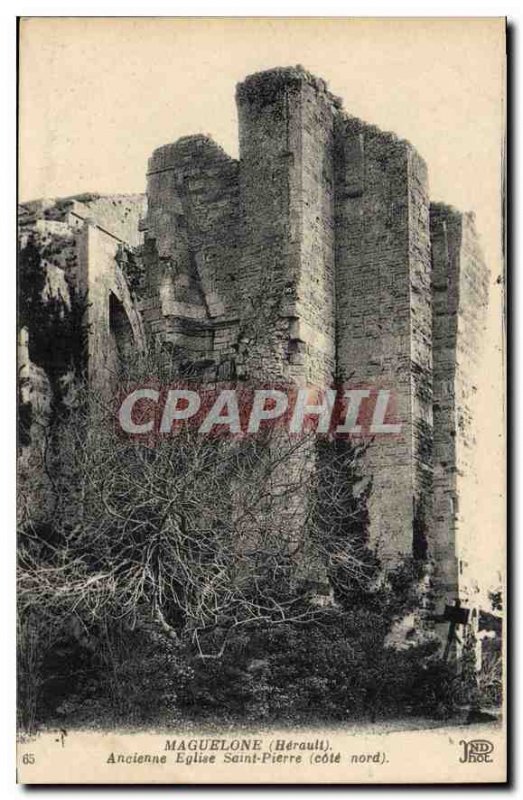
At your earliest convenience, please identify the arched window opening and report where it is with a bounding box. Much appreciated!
[109,292,135,367]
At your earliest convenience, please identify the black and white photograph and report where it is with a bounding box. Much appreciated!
[15,15,506,784]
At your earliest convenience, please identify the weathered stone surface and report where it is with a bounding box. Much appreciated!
[19,193,147,391]
[430,203,489,607]
[334,113,433,562]
[18,65,491,613]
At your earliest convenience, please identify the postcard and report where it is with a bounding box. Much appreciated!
[17,16,506,784]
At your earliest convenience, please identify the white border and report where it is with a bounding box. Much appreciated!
[1,3,518,797]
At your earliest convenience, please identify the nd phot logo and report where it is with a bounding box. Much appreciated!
[459,740,494,764]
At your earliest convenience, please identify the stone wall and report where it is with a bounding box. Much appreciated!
[430,204,489,607]
[77,222,146,387]
[141,136,240,376]
[20,193,145,248]
[334,115,432,562]
[18,65,492,615]
[19,194,147,393]
[235,68,340,386]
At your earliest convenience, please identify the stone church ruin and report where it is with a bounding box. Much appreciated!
[18,66,491,644]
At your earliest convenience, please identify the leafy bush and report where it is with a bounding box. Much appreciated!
[21,595,463,729]
[170,607,450,724]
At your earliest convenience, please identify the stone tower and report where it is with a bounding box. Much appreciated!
[140,67,448,573]
[430,204,489,607]
[19,66,490,613]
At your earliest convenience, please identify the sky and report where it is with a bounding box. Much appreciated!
[19,17,506,592]
[20,18,505,267]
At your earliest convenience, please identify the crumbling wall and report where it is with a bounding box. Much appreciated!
[45,194,145,248]
[18,65,492,618]
[235,67,340,385]
[292,78,338,385]
[334,115,433,563]
[141,136,240,375]
[18,195,147,403]
[235,68,303,383]
[430,204,489,607]
[137,66,442,577]
[76,221,146,387]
